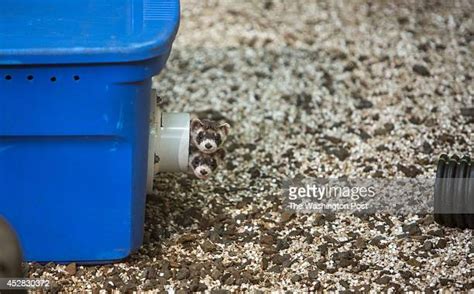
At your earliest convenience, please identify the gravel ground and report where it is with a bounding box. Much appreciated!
[29,0,473,292]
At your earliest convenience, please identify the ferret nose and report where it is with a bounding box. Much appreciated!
[205,143,212,149]
[200,170,208,175]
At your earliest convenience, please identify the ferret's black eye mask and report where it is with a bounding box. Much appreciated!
[214,134,222,146]
[192,157,200,167]
[197,132,204,142]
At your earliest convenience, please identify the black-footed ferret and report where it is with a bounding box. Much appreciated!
[190,118,230,154]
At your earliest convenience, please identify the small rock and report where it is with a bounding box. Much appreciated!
[358,129,372,141]
[121,283,137,293]
[353,264,369,273]
[370,236,387,249]
[177,234,198,244]
[264,0,273,10]
[261,258,269,270]
[355,99,373,109]
[400,270,413,279]
[272,254,291,266]
[65,263,76,275]
[439,133,455,144]
[374,123,395,136]
[436,238,448,249]
[323,135,343,144]
[397,16,409,25]
[276,238,290,251]
[280,211,295,223]
[447,259,459,266]
[384,123,395,132]
[375,224,386,233]
[407,258,421,267]
[308,270,318,280]
[439,278,453,286]
[146,267,158,279]
[327,146,351,161]
[200,240,217,253]
[339,280,351,289]
[376,145,389,151]
[323,235,339,244]
[223,63,235,72]
[354,237,367,249]
[332,251,355,265]
[363,166,373,172]
[268,265,282,273]
[318,244,329,256]
[418,42,430,52]
[461,107,474,117]
[344,61,357,72]
[428,228,444,237]
[190,279,208,291]
[422,141,433,154]
[413,64,431,77]
[402,223,422,236]
[248,167,261,179]
[260,235,275,246]
[422,240,434,251]
[397,164,423,177]
[409,116,423,125]
[316,261,327,270]
[211,269,222,280]
[291,274,302,283]
[176,268,190,280]
[375,276,391,285]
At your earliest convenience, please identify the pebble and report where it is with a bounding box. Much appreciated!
[436,239,448,249]
[291,274,302,283]
[308,270,318,281]
[412,64,431,77]
[326,146,351,161]
[355,99,374,109]
[177,234,198,244]
[200,240,217,253]
[370,236,387,249]
[400,270,413,279]
[176,268,190,280]
[402,223,422,236]
[422,240,434,251]
[375,276,391,285]
[460,107,474,118]
[397,164,423,177]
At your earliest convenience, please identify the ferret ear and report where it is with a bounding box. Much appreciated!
[215,148,226,161]
[191,118,203,131]
[218,122,231,137]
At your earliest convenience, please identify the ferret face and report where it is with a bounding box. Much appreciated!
[191,119,230,154]
[189,149,225,179]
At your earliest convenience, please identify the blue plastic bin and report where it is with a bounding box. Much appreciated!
[0,0,180,262]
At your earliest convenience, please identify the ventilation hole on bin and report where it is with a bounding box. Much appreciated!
[5,75,12,80]
[50,76,57,82]
[73,75,80,81]
[27,75,34,81]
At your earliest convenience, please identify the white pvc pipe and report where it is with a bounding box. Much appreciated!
[147,91,190,194]
[156,112,190,172]
[147,91,158,194]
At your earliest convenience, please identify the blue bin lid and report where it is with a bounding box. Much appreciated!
[0,0,180,65]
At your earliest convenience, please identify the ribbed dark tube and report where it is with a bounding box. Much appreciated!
[434,154,473,229]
